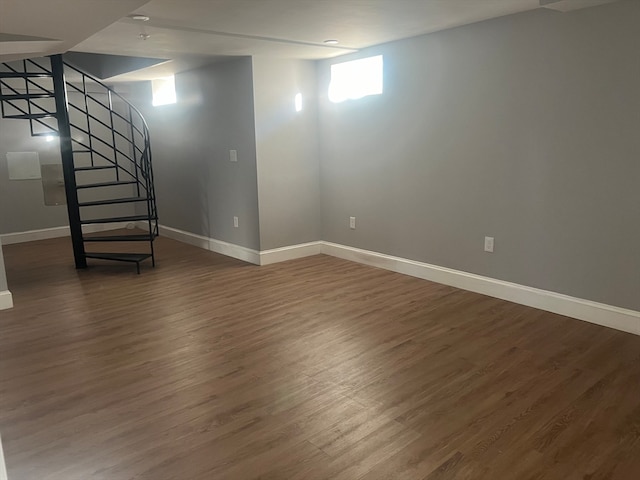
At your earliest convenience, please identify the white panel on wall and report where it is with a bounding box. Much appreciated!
[6,152,41,180]
[41,164,66,206]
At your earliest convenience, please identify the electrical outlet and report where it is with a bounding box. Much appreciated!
[233,216,239,228]
[230,150,238,162]
[484,236,494,253]
[349,216,356,229]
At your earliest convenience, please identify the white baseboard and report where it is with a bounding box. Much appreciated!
[0,290,13,310]
[157,225,260,265]
[209,238,260,265]
[259,242,323,266]
[156,225,322,266]
[0,433,7,480]
[157,224,210,250]
[0,222,133,245]
[1,226,70,245]
[321,242,640,336]
[146,224,640,336]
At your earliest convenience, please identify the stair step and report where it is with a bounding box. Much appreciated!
[76,180,137,189]
[85,252,152,262]
[3,112,55,120]
[79,197,147,207]
[81,215,155,225]
[32,131,58,137]
[0,72,52,78]
[85,252,153,272]
[83,234,155,243]
[0,93,55,100]
[75,165,116,171]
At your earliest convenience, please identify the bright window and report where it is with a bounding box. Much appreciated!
[152,76,177,106]
[328,55,383,103]
[295,93,303,112]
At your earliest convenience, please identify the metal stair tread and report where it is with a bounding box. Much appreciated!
[78,197,148,207]
[76,180,137,189]
[0,72,52,78]
[3,112,55,120]
[75,165,116,171]
[81,215,156,225]
[32,131,58,137]
[84,252,152,262]
[83,234,156,242]
[0,93,55,100]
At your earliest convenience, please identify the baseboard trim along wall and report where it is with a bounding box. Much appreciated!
[0,432,7,480]
[0,290,13,311]
[154,224,640,336]
[156,225,324,266]
[321,242,640,336]
[8,222,636,335]
[259,242,324,266]
[157,225,261,265]
[0,222,134,245]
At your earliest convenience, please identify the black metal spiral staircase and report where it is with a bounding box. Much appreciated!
[0,54,158,273]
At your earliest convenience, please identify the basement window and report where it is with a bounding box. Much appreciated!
[152,76,177,106]
[328,55,383,103]
[295,93,303,112]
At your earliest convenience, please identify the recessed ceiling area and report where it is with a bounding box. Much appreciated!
[0,0,150,62]
[64,52,169,80]
[1,0,623,80]
[0,33,62,60]
[76,0,546,61]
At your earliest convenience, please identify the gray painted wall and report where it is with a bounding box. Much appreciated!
[317,1,640,311]
[0,117,69,234]
[252,57,320,250]
[130,57,260,250]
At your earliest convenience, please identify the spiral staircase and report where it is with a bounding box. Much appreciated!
[0,55,158,273]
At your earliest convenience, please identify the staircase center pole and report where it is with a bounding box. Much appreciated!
[50,55,87,269]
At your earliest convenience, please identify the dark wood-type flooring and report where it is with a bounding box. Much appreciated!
[1,235,640,479]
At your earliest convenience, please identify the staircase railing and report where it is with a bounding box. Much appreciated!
[0,55,158,272]
[61,61,158,240]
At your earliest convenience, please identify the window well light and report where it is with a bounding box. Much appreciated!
[328,55,383,103]
[295,93,303,112]
[152,75,177,106]
[45,135,55,142]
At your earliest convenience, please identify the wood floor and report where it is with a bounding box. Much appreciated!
[1,235,640,480]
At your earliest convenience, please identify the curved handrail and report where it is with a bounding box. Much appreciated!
[62,61,150,134]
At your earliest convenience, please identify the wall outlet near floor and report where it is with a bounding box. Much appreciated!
[484,236,495,253]
[233,216,239,228]
[229,149,238,162]
[349,216,356,229]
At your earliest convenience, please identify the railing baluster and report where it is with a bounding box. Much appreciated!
[81,75,95,167]
[128,105,140,197]
[107,90,119,181]
[23,60,35,137]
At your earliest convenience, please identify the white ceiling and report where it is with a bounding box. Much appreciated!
[0,0,148,62]
[0,0,621,80]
